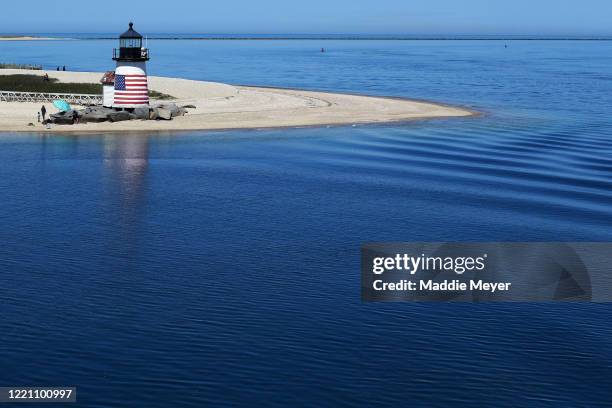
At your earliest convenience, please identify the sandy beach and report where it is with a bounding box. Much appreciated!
[0,69,474,133]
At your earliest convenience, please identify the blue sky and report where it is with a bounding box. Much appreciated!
[4,0,612,35]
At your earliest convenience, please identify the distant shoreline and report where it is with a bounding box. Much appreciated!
[0,36,58,41]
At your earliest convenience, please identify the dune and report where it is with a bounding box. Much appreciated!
[0,69,474,133]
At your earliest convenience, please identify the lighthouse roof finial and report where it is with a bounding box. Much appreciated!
[120,22,142,39]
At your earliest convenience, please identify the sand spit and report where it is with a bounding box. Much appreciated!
[0,69,474,133]
[0,37,57,41]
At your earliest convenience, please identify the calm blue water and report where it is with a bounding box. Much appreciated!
[1,40,612,407]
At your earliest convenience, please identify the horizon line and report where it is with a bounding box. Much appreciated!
[3,32,612,37]
[3,33,612,41]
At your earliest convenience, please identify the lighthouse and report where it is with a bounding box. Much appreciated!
[111,22,150,109]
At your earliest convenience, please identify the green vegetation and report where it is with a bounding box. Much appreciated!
[0,63,42,70]
[0,74,102,93]
[148,90,176,100]
[0,74,175,99]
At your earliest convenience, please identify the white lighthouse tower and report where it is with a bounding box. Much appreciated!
[111,22,150,109]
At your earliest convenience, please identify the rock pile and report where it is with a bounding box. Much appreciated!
[46,103,192,125]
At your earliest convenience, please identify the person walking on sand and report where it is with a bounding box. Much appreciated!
[41,105,47,122]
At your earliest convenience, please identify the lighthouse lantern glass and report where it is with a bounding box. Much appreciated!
[121,38,142,49]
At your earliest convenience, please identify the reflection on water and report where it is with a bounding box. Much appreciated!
[101,135,150,277]
[103,135,149,215]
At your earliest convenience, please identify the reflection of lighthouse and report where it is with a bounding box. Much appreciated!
[111,22,150,109]
[102,135,150,265]
[103,135,149,214]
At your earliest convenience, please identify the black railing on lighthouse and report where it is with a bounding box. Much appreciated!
[112,48,150,61]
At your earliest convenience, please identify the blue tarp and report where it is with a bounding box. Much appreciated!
[53,99,71,112]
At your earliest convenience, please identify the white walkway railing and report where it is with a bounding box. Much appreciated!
[0,91,102,105]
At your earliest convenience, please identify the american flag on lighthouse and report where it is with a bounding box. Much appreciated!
[114,74,149,105]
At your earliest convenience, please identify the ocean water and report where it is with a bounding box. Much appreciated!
[1,39,612,407]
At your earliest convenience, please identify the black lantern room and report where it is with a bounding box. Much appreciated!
[113,22,149,62]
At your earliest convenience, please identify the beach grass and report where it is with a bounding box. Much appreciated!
[0,63,42,70]
[0,74,174,99]
[148,90,175,100]
[0,74,103,93]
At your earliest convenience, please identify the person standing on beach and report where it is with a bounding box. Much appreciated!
[41,105,47,121]
[37,112,41,123]
[62,66,66,71]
